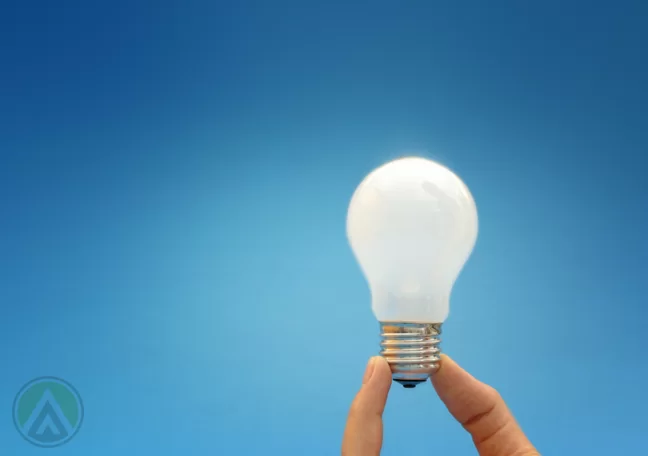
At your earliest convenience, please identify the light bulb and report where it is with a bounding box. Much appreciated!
[347,156,478,388]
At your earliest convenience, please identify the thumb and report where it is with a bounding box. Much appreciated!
[431,355,539,456]
[342,356,392,456]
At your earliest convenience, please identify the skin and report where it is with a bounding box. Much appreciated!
[342,355,540,456]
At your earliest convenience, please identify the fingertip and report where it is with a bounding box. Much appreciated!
[372,356,391,375]
[431,354,467,389]
[367,356,392,391]
[438,353,458,370]
[362,357,377,384]
[435,353,451,374]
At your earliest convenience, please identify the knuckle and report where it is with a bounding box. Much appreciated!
[348,397,364,418]
[484,385,502,402]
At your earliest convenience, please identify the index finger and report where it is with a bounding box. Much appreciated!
[342,356,392,456]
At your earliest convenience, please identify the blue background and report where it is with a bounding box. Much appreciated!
[1,1,647,454]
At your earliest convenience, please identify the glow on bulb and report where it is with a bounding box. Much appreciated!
[346,156,478,387]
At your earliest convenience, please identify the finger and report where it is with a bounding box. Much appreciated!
[342,356,392,456]
[431,355,539,456]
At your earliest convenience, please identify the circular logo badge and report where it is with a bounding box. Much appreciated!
[13,377,84,447]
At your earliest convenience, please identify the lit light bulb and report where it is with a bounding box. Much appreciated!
[347,156,478,388]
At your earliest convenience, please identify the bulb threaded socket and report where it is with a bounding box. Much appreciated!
[379,322,442,388]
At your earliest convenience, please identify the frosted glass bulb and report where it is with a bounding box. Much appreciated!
[346,156,478,388]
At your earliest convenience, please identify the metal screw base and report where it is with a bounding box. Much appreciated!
[379,322,442,388]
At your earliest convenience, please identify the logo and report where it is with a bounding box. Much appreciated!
[13,377,84,447]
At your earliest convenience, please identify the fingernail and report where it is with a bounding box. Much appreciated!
[363,357,376,384]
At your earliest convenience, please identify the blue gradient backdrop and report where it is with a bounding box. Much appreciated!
[1,1,647,454]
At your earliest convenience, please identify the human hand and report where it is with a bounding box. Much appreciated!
[341,355,539,456]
